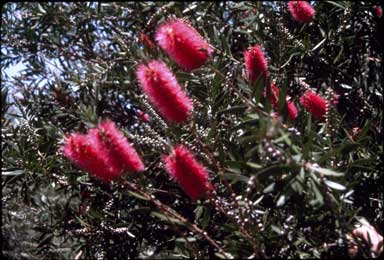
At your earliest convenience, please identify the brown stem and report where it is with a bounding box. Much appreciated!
[208,65,255,108]
[210,45,241,64]
[121,180,232,259]
[168,224,201,259]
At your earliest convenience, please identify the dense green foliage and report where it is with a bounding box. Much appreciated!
[2,2,383,259]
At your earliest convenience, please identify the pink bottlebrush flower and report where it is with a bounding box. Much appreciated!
[288,1,316,23]
[88,127,127,176]
[287,100,298,120]
[155,18,213,71]
[62,132,122,182]
[62,120,144,182]
[374,6,382,18]
[267,83,298,120]
[136,60,193,123]
[97,120,145,172]
[244,44,268,83]
[163,145,213,200]
[299,90,327,120]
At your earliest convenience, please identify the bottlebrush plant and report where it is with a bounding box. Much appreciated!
[2,2,383,259]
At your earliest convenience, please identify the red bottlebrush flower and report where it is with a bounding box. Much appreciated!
[62,120,144,182]
[287,100,298,120]
[140,33,154,49]
[374,6,382,18]
[155,18,213,71]
[299,90,327,120]
[163,145,213,200]
[267,83,298,120]
[62,132,121,182]
[97,120,145,172]
[244,44,268,83]
[136,60,193,123]
[287,1,315,23]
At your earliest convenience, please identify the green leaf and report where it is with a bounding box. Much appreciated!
[2,170,25,176]
[312,38,326,52]
[253,77,265,104]
[326,1,347,10]
[324,180,346,191]
[214,252,229,259]
[271,225,283,235]
[37,233,53,248]
[175,237,197,243]
[224,173,249,183]
[334,46,344,64]
[356,119,372,142]
[224,160,244,169]
[302,113,312,160]
[263,182,275,193]
[221,29,232,57]
[212,26,221,47]
[310,178,324,207]
[217,105,247,116]
[150,211,183,225]
[37,4,47,14]
[127,190,149,201]
[246,162,262,169]
[277,78,288,115]
[291,180,304,195]
[310,166,344,177]
[75,216,88,228]
[280,52,301,68]
[256,164,292,179]
[195,206,203,223]
[276,195,286,207]
[230,118,259,132]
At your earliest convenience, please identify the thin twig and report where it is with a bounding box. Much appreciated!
[210,45,241,65]
[121,180,232,259]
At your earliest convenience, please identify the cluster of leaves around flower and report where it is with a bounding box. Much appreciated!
[1,2,383,259]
